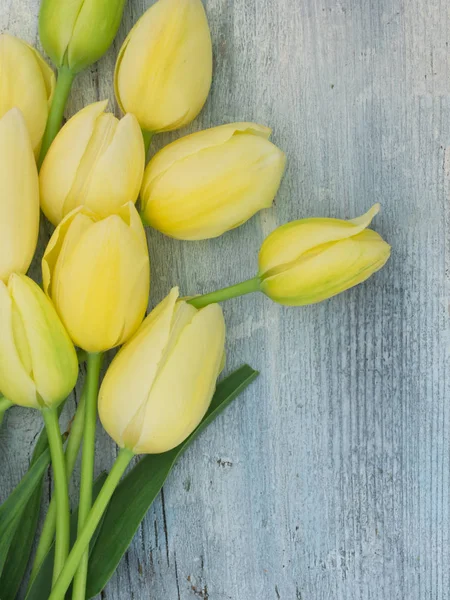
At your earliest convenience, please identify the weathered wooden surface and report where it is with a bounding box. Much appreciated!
[1,0,449,598]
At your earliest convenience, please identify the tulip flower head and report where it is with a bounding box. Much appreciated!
[0,34,55,156]
[0,274,78,409]
[258,204,391,306]
[39,0,127,73]
[0,108,40,283]
[99,288,226,454]
[42,203,150,353]
[115,0,213,133]
[40,101,145,226]
[141,123,286,240]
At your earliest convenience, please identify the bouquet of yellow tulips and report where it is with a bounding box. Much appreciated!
[0,0,391,598]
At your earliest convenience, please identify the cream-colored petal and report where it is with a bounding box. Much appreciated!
[258,204,381,276]
[134,303,226,454]
[261,229,391,306]
[99,288,180,447]
[115,0,212,132]
[143,132,285,240]
[141,123,272,197]
[40,100,108,225]
[81,113,145,216]
[0,108,39,282]
[0,281,38,408]
[9,275,78,407]
[0,35,52,155]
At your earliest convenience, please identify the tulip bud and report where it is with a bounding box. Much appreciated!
[141,123,286,240]
[0,34,55,156]
[39,0,127,73]
[258,204,391,306]
[99,287,225,454]
[0,109,40,283]
[40,101,145,226]
[115,0,212,133]
[0,274,78,409]
[42,203,150,352]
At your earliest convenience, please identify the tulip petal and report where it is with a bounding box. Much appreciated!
[9,275,78,407]
[99,288,180,447]
[0,108,39,283]
[259,204,381,277]
[261,229,391,305]
[133,303,226,454]
[39,0,84,67]
[40,101,109,225]
[0,35,53,156]
[0,281,38,408]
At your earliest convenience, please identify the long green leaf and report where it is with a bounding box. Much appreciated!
[25,473,108,600]
[0,448,51,573]
[86,365,258,598]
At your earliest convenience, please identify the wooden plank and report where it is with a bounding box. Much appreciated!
[1,0,449,598]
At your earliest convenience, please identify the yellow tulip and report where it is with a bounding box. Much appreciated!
[99,287,225,454]
[42,202,150,352]
[0,34,55,157]
[0,274,78,409]
[39,0,127,73]
[258,204,391,305]
[40,101,145,226]
[115,0,212,133]
[141,123,286,240]
[0,109,40,283]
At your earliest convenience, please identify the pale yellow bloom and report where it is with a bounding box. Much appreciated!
[39,0,127,73]
[40,101,145,226]
[141,123,286,240]
[0,109,40,283]
[0,34,55,157]
[99,288,225,454]
[0,274,78,409]
[42,203,150,352]
[259,204,391,305]
[115,0,212,133]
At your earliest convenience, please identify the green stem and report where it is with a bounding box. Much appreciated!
[29,388,87,585]
[49,448,134,600]
[188,276,261,309]
[41,408,70,586]
[142,129,154,160]
[0,396,12,426]
[72,353,103,600]
[38,66,76,169]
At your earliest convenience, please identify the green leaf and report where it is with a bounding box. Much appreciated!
[86,365,258,598]
[25,473,108,600]
[0,448,51,574]
[0,405,64,599]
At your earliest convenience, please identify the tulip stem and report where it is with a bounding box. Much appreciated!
[38,66,76,169]
[142,129,154,160]
[72,352,103,600]
[188,276,261,309]
[41,407,70,587]
[29,388,87,586]
[48,447,134,600]
[0,396,12,426]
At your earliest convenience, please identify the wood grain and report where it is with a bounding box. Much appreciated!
[1,0,449,598]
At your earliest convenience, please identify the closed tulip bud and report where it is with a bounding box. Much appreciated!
[258,204,391,306]
[141,123,286,240]
[39,0,127,73]
[0,274,78,409]
[0,109,40,283]
[40,101,145,225]
[115,0,212,133]
[99,287,225,454]
[0,34,55,156]
[42,202,150,352]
